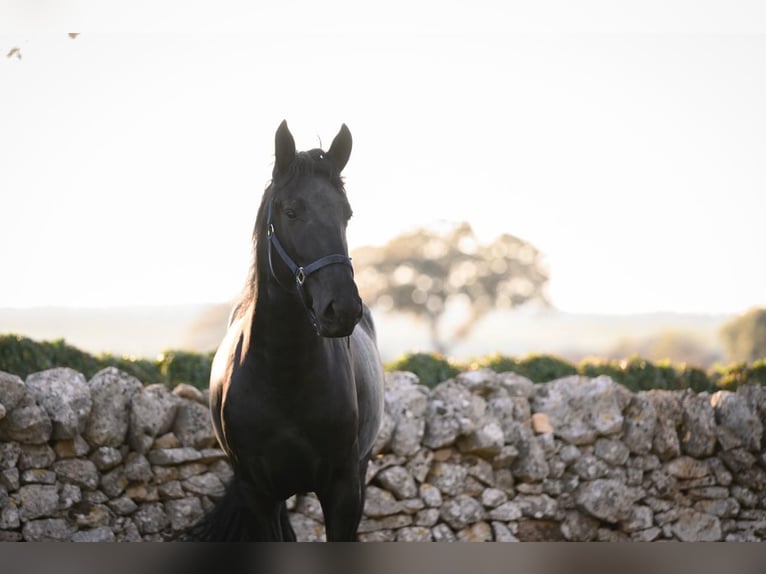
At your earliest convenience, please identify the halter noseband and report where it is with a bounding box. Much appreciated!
[265,196,354,326]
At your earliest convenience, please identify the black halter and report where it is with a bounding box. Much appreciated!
[265,195,354,328]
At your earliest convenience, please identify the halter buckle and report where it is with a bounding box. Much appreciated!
[267,224,275,238]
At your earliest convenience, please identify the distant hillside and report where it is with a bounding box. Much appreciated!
[0,305,731,366]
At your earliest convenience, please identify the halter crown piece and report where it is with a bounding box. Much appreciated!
[265,195,354,330]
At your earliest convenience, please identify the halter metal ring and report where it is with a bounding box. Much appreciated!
[296,267,306,286]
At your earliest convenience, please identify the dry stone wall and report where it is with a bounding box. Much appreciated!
[1,366,766,542]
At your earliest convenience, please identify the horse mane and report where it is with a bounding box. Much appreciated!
[231,150,348,323]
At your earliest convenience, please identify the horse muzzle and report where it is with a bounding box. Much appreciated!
[315,295,363,338]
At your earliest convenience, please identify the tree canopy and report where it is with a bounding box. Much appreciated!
[720,307,766,363]
[353,222,549,353]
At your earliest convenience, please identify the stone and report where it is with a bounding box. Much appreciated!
[0,441,21,470]
[133,502,169,534]
[491,521,520,542]
[20,468,56,484]
[364,485,402,517]
[439,495,485,530]
[357,530,393,542]
[680,392,717,457]
[431,523,457,542]
[84,367,143,447]
[711,390,762,451]
[396,526,433,541]
[158,481,185,500]
[376,466,418,500]
[17,484,60,520]
[456,368,500,394]
[487,395,531,441]
[72,526,115,542]
[173,398,217,450]
[488,501,523,521]
[594,438,630,466]
[456,520,493,542]
[720,448,757,473]
[621,505,653,532]
[513,494,558,520]
[481,487,508,508]
[25,368,91,439]
[358,514,412,532]
[731,486,759,508]
[0,371,26,411]
[561,510,599,541]
[165,497,204,531]
[22,518,75,541]
[405,448,433,483]
[419,483,443,507]
[146,447,202,465]
[124,452,153,482]
[414,508,440,527]
[631,527,662,542]
[497,372,535,397]
[371,412,395,455]
[622,394,657,454]
[52,459,99,490]
[58,484,82,509]
[509,425,549,482]
[72,503,112,528]
[665,456,710,479]
[153,433,181,449]
[694,498,741,518]
[183,472,225,498]
[0,493,20,529]
[423,379,486,449]
[426,462,468,496]
[0,393,52,444]
[172,383,207,404]
[89,446,123,470]
[531,376,628,445]
[457,420,504,457]
[1,467,19,490]
[466,456,495,486]
[644,390,682,460]
[100,466,129,498]
[18,443,55,470]
[516,519,565,541]
[532,413,554,434]
[129,384,179,453]
[385,372,429,455]
[109,496,138,516]
[54,435,91,459]
[671,508,722,541]
[295,493,324,522]
[572,454,610,480]
[559,444,581,466]
[288,513,325,542]
[576,479,635,523]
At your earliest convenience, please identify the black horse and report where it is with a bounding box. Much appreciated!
[196,121,384,541]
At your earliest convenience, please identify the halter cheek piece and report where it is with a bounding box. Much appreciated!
[265,196,354,330]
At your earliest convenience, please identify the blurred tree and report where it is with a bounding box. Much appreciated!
[719,308,766,363]
[607,330,722,368]
[353,222,549,354]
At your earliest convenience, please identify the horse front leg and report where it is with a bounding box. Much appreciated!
[318,465,363,541]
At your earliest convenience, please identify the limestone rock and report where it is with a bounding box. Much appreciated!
[173,398,216,450]
[25,368,91,439]
[17,484,60,520]
[182,472,225,498]
[680,392,717,457]
[165,497,204,531]
[0,393,52,444]
[172,383,207,405]
[363,485,402,517]
[0,371,26,412]
[439,494,486,530]
[384,371,429,456]
[644,390,682,460]
[576,479,635,523]
[711,391,762,452]
[371,411,395,456]
[457,420,504,457]
[52,459,99,490]
[133,502,169,534]
[423,379,486,449]
[0,441,21,470]
[22,518,75,541]
[531,376,628,445]
[72,526,116,542]
[376,465,418,500]
[396,526,433,541]
[427,462,468,497]
[129,384,180,453]
[84,368,143,447]
[671,508,722,541]
[622,394,657,454]
[561,510,599,541]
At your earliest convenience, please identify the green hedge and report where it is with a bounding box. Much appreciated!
[387,350,766,392]
[0,334,212,390]
[3,334,766,394]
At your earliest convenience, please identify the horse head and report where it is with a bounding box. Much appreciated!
[264,120,362,338]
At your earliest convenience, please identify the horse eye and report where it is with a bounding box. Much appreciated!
[285,208,297,220]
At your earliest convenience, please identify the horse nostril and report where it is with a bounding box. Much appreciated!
[323,300,337,321]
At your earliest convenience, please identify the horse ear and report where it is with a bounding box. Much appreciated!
[274,120,296,175]
[326,123,352,173]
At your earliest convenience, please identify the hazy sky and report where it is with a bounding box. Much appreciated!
[2,2,765,314]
